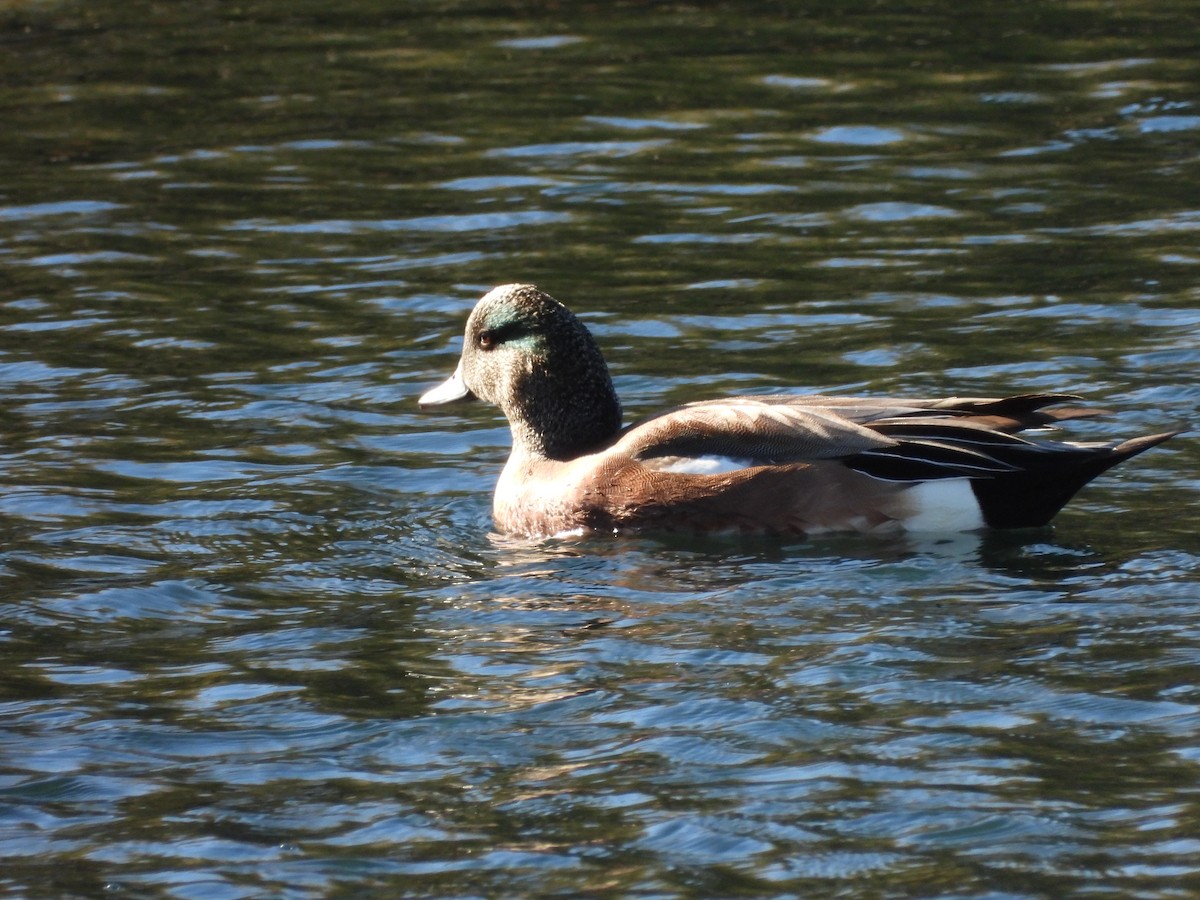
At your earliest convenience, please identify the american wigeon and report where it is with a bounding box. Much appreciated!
[420,284,1179,538]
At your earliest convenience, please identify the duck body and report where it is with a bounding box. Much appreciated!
[493,442,925,537]
[420,284,1179,539]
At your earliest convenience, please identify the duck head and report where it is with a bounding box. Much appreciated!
[419,284,623,461]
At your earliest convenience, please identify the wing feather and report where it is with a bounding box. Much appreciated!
[617,399,897,463]
[614,393,1125,482]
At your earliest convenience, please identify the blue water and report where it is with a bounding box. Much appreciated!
[1,2,1198,896]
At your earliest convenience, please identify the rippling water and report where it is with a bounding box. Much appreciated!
[2,1,1199,896]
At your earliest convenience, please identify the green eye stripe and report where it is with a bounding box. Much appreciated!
[480,318,535,346]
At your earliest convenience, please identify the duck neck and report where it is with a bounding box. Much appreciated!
[508,369,623,462]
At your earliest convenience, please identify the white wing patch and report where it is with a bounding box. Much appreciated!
[648,455,754,475]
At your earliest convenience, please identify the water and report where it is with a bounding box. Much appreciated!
[2,1,1199,896]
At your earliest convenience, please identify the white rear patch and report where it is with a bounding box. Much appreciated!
[651,455,753,475]
[904,479,985,532]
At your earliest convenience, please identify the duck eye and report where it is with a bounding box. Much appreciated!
[478,330,495,349]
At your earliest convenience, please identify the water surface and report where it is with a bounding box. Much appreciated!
[1,1,1198,896]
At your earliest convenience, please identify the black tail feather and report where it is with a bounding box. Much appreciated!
[969,431,1179,528]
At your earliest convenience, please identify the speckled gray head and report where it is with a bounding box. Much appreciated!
[419,284,623,460]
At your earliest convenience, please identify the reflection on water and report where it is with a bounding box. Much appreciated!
[1,0,1198,896]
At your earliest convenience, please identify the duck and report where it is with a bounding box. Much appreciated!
[419,283,1180,538]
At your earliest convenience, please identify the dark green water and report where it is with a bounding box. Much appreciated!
[2,1,1199,896]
